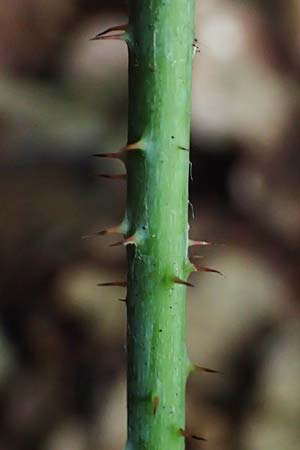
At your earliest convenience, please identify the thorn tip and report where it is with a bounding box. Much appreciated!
[98,281,127,288]
[179,428,206,442]
[194,365,223,375]
[96,173,127,180]
[93,152,122,159]
[82,225,123,240]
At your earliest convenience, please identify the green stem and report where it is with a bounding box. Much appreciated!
[125,1,195,449]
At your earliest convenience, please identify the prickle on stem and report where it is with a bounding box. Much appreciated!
[173,277,194,288]
[110,234,137,248]
[98,281,127,288]
[93,141,143,160]
[179,428,207,442]
[82,225,124,240]
[189,239,212,247]
[193,262,224,277]
[90,24,128,41]
[194,365,223,375]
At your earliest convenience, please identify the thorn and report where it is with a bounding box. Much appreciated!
[118,298,127,303]
[194,365,223,375]
[93,152,122,159]
[191,434,207,442]
[93,141,142,160]
[98,281,127,287]
[91,33,125,41]
[173,277,194,288]
[189,239,225,247]
[193,263,223,277]
[179,428,207,442]
[82,225,123,240]
[90,24,128,41]
[153,396,159,416]
[110,234,137,247]
[178,146,189,151]
[90,24,128,39]
[124,141,144,151]
[189,239,212,247]
[96,173,127,180]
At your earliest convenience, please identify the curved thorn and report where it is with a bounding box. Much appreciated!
[178,146,189,152]
[189,239,212,247]
[96,173,127,180]
[194,263,224,276]
[173,277,194,288]
[90,24,128,40]
[82,225,123,240]
[96,34,124,41]
[153,396,159,416]
[110,234,137,248]
[118,298,127,303]
[194,365,223,375]
[179,428,207,442]
[98,281,127,287]
[90,29,127,42]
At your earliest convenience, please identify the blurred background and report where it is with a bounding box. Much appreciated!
[0,0,300,449]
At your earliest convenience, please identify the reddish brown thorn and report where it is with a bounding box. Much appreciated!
[90,24,128,41]
[179,428,206,442]
[82,225,122,240]
[93,142,141,160]
[189,239,212,247]
[194,263,224,276]
[96,173,127,180]
[173,277,194,288]
[195,365,223,375]
[93,152,122,159]
[110,234,137,248]
[90,24,128,40]
[153,396,159,416]
[98,281,127,287]
[95,34,124,41]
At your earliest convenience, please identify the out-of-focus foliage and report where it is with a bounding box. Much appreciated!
[0,1,300,450]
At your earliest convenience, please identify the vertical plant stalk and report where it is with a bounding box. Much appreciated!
[125,1,195,449]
